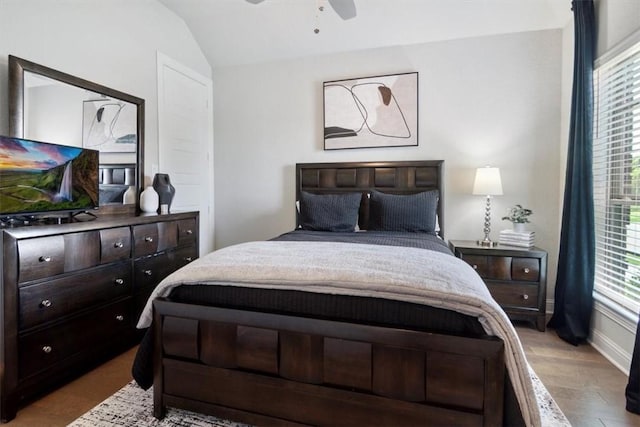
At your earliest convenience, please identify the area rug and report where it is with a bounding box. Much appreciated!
[69,367,570,426]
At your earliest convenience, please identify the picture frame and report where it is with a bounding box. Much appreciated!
[82,98,137,152]
[323,72,418,150]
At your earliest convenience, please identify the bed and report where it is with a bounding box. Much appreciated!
[133,160,540,426]
[98,163,136,204]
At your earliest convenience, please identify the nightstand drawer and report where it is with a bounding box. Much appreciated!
[512,258,539,282]
[486,283,538,309]
[463,255,540,283]
[462,255,511,280]
[463,255,487,275]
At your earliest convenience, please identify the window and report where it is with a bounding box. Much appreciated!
[593,39,640,314]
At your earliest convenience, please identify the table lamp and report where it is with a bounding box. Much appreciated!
[472,166,503,247]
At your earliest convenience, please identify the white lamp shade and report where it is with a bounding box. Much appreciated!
[472,167,503,196]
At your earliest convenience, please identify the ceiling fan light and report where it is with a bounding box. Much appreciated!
[245,0,357,21]
[327,0,356,20]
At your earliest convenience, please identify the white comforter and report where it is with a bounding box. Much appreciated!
[137,241,541,427]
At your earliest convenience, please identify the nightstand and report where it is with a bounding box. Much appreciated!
[449,240,547,331]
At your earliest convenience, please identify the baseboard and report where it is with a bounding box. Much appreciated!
[589,299,636,376]
[589,328,631,376]
[547,297,634,375]
[546,298,554,316]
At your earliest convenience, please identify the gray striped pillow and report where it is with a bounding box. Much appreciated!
[299,191,362,232]
[369,190,439,232]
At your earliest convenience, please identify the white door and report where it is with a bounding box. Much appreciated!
[157,52,214,254]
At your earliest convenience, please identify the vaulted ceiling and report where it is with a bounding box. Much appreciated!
[158,0,572,68]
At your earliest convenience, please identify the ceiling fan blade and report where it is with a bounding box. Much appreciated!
[245,0,265,4]
[327,0,356,20]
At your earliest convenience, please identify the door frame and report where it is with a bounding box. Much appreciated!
[156,51,214,253]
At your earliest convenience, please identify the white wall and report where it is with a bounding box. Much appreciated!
[24,83,86,147]
[596,0,640,58]
[213,30,563,296]
[588,0,640,375]
[0,0,211,188]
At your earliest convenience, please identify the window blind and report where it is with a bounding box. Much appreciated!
[593,40,640,314]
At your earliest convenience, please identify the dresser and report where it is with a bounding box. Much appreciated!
[0,211,199,422]
[448,240,547,332]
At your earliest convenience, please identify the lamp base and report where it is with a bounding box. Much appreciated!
[477,239,498,247]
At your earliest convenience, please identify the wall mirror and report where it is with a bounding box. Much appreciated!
[8,55,145,212]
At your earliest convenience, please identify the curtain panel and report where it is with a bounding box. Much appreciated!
[547,0,596,345]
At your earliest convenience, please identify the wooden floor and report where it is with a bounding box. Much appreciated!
[4,326,640,426]
[6,346,138,427]
[518,324,640,427]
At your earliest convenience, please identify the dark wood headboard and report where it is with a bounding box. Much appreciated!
[296,160,444,237]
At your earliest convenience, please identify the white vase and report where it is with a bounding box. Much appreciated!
[140,186,159,213]
[513,222,527,233]
[123,186,136,205]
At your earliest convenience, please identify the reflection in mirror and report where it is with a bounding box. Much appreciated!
[8,55,144,211]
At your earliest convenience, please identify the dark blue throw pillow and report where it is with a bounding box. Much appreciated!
[299,191,362,232]
[369,190,439,232]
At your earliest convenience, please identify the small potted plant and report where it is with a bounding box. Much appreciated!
[502,204,532,232]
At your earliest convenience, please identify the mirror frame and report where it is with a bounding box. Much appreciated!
[8,55,145,213]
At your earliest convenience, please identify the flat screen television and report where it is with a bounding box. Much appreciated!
[0,135,99,217]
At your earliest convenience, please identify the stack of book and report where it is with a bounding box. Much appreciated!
[499,229,535,248]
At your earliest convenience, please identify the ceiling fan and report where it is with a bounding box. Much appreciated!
[245,0,357,21]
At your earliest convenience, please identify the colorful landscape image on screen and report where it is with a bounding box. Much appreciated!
[0,136,99,216]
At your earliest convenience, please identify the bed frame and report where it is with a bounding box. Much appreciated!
[152,161,520,426]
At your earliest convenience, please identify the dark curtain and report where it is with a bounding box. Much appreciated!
[547,0,596,345]
[628,316,640,413]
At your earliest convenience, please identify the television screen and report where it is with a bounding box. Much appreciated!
[0,135,99,216]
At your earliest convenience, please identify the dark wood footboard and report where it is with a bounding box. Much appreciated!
[153,298,506,426]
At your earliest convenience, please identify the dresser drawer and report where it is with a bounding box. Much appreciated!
[177,218,197,246]
[174,245,198,266]
[133,224,159,257]
[19,298,132,379]
[486,283,538,309]
[512,258,540,282]
[158,221,178,252]
[134,246,197,293]
[63,231,100,271]
[100,227,132,263]
[18,236,65,283]
[19,261,132,330]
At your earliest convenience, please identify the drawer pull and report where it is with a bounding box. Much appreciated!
[114,242,124,248]
[523,294,529,300]
[144,236,154,243]
[472,264,478,270]
[39,256,51,263]
[39,299,52,308]
[114,278,125,285]
[42,345,53,354]
[144,269,153,276]
[115,315,124,322]
[523,267,531,274]
[186,229,193,235]
[184,257,193,262]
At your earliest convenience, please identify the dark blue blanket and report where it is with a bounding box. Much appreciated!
[272,230,451,255]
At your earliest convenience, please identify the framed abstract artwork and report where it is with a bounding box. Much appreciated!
[323,72,418,150]
[82,98,137,152]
